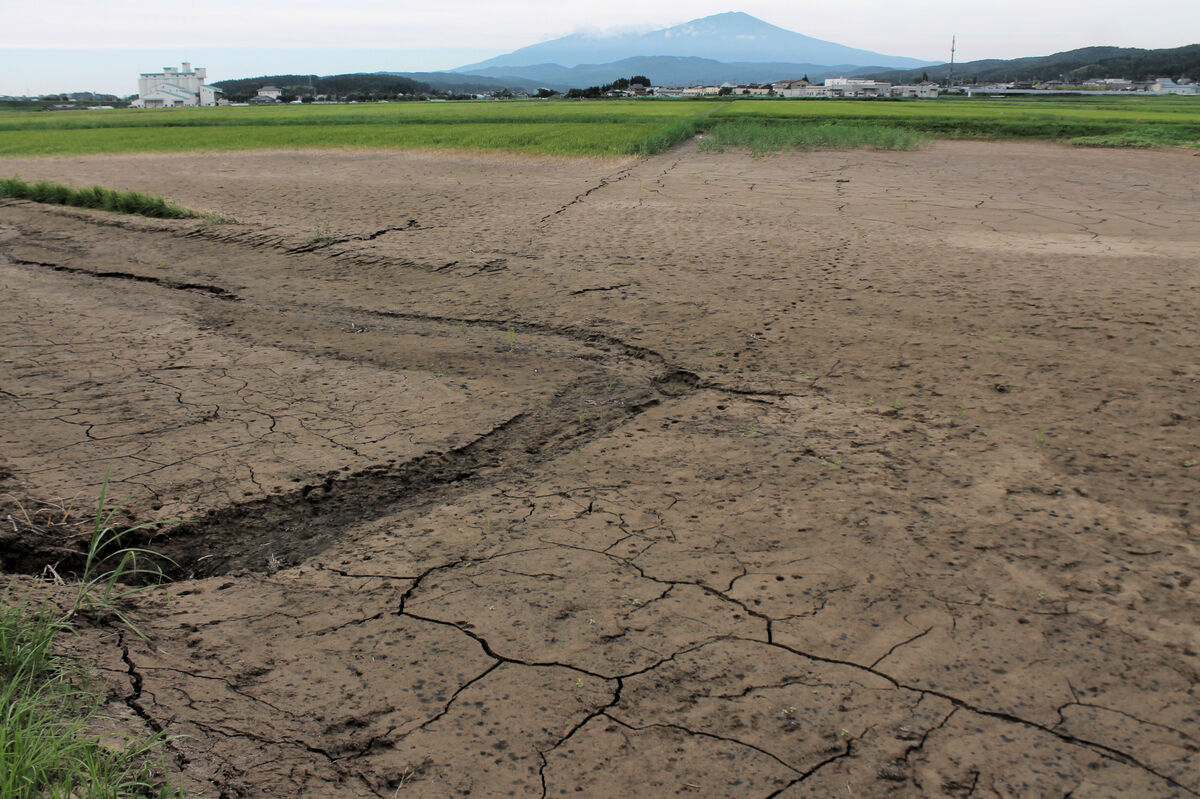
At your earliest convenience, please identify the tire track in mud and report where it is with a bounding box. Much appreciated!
[151,368,694,579]
[0,228,765,581]
[0,216,718,580]
[0,246,792,579]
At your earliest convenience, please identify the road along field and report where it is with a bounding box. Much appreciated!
[1,140,1198,797]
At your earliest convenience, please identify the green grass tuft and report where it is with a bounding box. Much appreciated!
[0,590,180,797]
[63,475,178,641]
[1066,130,1200,148]
[698,119,928,155]
[0,176,203,219]
[1,475,181,797]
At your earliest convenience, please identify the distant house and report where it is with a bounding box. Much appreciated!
[247,86,284,104]
[1151,79,1200,94]
[772,78,810,96]
[130,62,223,108]
[890,83,939,98]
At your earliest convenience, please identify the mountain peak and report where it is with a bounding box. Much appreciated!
[685,11,777,25]
[457,12,931,72]
[691,11,760,23]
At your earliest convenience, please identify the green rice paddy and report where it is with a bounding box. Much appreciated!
[718,96,1200,147]
[0,95,1197,158]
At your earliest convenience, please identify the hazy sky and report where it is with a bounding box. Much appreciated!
[4,0,1198,94]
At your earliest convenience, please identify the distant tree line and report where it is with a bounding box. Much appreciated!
[565,75,652,99]
[212,74,435,102]
[1,92,126,110]
[874,44,1200,85]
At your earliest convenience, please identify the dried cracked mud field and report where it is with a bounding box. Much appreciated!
[1,141,1198,797]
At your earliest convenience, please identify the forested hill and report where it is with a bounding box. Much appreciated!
[211,74,432,101]
[872,44,1200,84]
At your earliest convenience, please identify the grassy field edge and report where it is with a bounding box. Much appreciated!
[1,588,181,797]
[0,176,205,219]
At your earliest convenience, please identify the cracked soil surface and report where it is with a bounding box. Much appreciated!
[1,140,1198,797]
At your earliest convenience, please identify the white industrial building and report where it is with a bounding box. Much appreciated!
[1151,78,1200,94]
[773,77,938,99]
[131,63,223,108]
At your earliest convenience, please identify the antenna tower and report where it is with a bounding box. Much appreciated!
[948,35,956,88]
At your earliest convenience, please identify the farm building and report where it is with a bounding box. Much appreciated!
[822,78,892,97]
[890,83,940,98]
[131,63,223,108]
[774,77,938,99]
[772,78,811,95]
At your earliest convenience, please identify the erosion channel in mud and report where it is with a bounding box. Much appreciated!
[1,142,1197,798]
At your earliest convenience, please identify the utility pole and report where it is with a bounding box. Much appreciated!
[948,35,957,89]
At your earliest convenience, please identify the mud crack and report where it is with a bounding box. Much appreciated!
[537,679,626,799]
[763,740,854,798]
[569,283,633,296]
[285,219,425,253]
[537,161,641,225]
[8,256,240,299]
[119,631,166,735]
[759,638,1198,796]
[7,256,240,300]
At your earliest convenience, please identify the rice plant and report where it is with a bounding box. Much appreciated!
[698,119,928,154]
